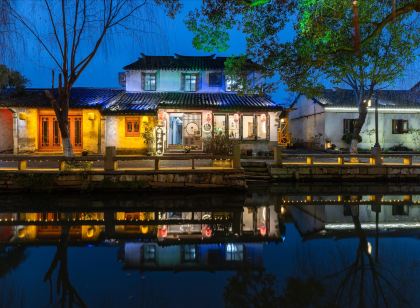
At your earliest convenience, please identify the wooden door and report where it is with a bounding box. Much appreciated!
[39,115,83,152]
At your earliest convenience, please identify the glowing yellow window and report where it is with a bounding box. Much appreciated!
[125,117,140,137]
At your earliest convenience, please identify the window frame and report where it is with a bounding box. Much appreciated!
[392,119,409,134]
[182,73,198,92]
[125,117,141,137]
[142,72,157,91]
[181,245,198,263]
[343,119,358,134]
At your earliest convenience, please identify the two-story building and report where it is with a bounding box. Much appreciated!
[0,54,282,155]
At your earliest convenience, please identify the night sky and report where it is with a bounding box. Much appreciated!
[4,0,419,106]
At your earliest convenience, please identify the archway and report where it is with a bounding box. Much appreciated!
[0,108,14,153]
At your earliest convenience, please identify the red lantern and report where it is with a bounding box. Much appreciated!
[233,113,240,122]
[260,114,266,122]
[206,113,212,122]
[259,225,267,236]
[202,225,212,237]
[158,111,165,122]
[157,226,168,238]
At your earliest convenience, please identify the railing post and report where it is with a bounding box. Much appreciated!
[274,145,283,166]
[232,144,241,169]
[104,146,116,171]
[306,156,313,165]
[18,159,27,171]
[154,158,159,171]
[191,158,195,170]
[337,155,344,165]
[59,160,68,171]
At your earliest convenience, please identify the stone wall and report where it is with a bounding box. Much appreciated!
[270,165,420,181]
[0,170,246,192]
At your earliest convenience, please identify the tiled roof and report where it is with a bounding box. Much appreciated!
[103,92,282,114]
[0,88,123,109]
[123,54,228,71]
[313,88,420,109]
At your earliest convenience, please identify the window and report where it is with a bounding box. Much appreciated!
[242,115,255,140]
[343,119,358,134]
[73,117,82,147]
[183,73,198,92]
[142,244,156,262]
[214,114,226,135]
[228,114,240,139]
[392,205,409,216]
[209,72,222,87]
[392,119,408,134]
[125,117,140,137]
[256,114,267,140]
[226,244,244,261]
[182,245,197,262]
[142,73,156,91]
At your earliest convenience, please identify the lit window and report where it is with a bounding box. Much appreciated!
[183,73,198,92]
[242,115,255,140]
[343,119,358,134]
[142,73,156,91]
[214,114,226,135]
[125,117,140,137]
[392,119,408,134]
[228,114,240,139]
[142,244,156,262]
[256,114,267,140]
[226,243,244,261]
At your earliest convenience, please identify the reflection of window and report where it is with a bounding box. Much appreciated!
[142,244,156,262]
[209,72,222,87]
[392,119,408,134]
[256,114,267,139]
[183,73,198,92]
[343,119,358,134]
[214,114,226,135]
[142,73,156,91]
[228,114,240,139]
[392,205,409,216]
[182,245,197,262]
[242,115,255,140]
[226,243,244,261]
[126,117,140,137]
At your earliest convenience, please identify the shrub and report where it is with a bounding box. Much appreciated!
[388,144,413,152]
[203,133,236,156]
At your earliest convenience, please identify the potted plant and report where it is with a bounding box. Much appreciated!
[141,123,156,156]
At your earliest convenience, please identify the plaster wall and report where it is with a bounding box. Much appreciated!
[0,109,14,153]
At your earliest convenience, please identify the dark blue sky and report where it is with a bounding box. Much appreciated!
[6,0,419,105]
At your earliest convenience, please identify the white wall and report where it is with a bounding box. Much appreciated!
[289,96,325,144]
[325,110,420,150]
[268,111,279,142]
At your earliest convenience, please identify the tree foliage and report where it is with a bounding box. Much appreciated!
[0,64,28,92]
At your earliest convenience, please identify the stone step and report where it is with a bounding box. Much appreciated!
[245,175,271,181]
[245,171,270,176]
[243,167,268,172]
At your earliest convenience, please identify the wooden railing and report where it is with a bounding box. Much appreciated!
[0,146,240,172]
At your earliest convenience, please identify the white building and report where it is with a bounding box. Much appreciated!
[289,84,420,151]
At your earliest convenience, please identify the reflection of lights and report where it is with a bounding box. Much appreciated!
[86,226,95,238]
[157,225,168,238]
[202,225,212,237]
[367,242,372,255]
[280,206,286,215]
[259,225,267,236]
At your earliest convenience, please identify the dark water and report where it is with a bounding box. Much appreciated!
[1,183,420,308]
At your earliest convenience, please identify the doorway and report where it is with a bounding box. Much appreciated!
[0,109,14,153]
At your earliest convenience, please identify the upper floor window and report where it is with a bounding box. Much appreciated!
[343,119,358,134]
[209,72,222,87]
[142,72,156,91]
[392,119,408,134]
[182,73,198,92]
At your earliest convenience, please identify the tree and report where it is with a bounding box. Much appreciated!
[0,64,28,93]
[4,0,181,157]
[187,0,419,153]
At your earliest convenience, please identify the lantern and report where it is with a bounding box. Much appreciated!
[158,111,165,122]
[259,224,267,236]
[233,113,240,122]
[260,114,266,122]
[201,225,212,238]
[157,225,168,238]
[206,112,212,122]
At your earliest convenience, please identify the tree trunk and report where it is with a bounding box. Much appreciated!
[350,98,368,154]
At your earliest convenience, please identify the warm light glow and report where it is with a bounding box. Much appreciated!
[18,112,27,121]
[367,242,372,255]
[88,112,96,120]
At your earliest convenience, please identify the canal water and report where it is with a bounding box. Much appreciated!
[0,183,419,308]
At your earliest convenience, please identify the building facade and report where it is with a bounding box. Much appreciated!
[0,54,282,155]
[289,86,420,151]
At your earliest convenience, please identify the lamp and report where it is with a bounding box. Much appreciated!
[18,112,27,121]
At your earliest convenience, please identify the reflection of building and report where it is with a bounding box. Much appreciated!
[120,243,263,271]
[0,206,282,245]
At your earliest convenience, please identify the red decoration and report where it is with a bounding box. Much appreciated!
[158,226,168,238]
[202,225,212,237]
[234,113,240,122]
[259,225,267,236]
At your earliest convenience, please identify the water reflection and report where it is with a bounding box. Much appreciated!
[0,186,419,307]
